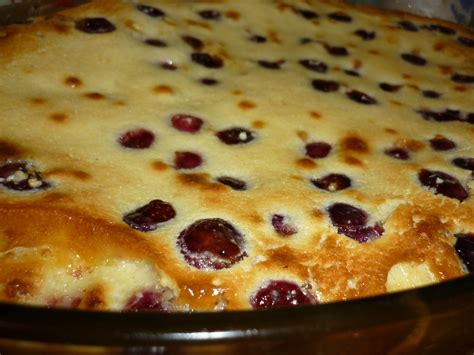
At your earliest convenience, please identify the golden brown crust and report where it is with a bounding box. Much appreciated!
[0,0,473,311]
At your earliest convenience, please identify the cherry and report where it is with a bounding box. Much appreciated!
[354,29,375,40]
[452,158,474,171]
[174,151,203,170]
[418,169,468,202]
[454,234,474,273]
[312,79,339,92]
[249,34,267,43]
[451,73,474,84]
[258,60,285,69]
[216,127,255,145]
[298,9,318,20]
[346,90,377,104]
[384,147,409,160]
[136,4,165,18]
[324,45,348,56]
[216,176,247,191]
[328,12,352,22]
[271,214,298,236]
[200,78,219,86]
[458,36,474,48]
[123,199,176,232]
[299,59,328,73]
[0,161,50,191]
[198,10,221,20]
[181,35,204,50]
[75,18,116,34]
[171,114,203,133]
[344,69,360,77]
[422,90,441,99]
[305,142,332,158]
[178,218,247,270]
[191,53,223,68]
[126,291,164,311]
[118,128,155,149]
[250,280,315,309]
[144,38,167,47]
[398,20,418,32]
[421,24,455,35]
[429,136,456,151]
[401,53,427,66]
[311,174,351,191]
[417,109,461,122]
[379,83,402,92]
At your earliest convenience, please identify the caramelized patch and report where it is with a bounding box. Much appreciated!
[84,92,105,100]
[81,285,105,309]
[389,100,402,106]
[177,173,224,191]
[151,160,168,171]
[185,19,211,30]
[49,113,68,123]
[296,130,308,141]
[30,97,46,105]
[438,65,453,75]
[296,158,317,169]
[352,59,362,69]
[47,169,91,181]
[433,42,446,51]
[64,76,82,88]
[311,209,325,220]
[52,23,69,33]
[368,49,380,55]
[396,138,425,152]
[252,120,266,129]
[4,278,33,299]
[344,156,362,166]
[124,19,139,31]
[225,10,240,20]
[152,85,174,94]
[0,140,23,159]
[341,136,369,153]
[309,111,321,119]
[267,30,281,44]
[238,100,256,110]
[232,90,242,96]
[385,128,398,135]
[402,73,412,79]
[454,86,468,92]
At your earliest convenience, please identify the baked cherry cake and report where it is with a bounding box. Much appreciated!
[0,0,473,312]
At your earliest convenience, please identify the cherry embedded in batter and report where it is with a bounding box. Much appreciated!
[354,29,376,40]
[182,35,204,50]
[452,157,474,171]
[458,36,474,48]
[429,136,456,151]
[145,38,167,47]
[421,24,455,35]
[216,176,247,191]
[191,53,223,68]
[216,127,256,145]
[75,18,116,34]
[250,280,315,309]
[171,114,204,133]
[0,161,50,191]
[299,59,328,73]
[178,218,247,270]
[346,90,377,104]
[454,234,474,273]
[298,9,319,20]
[379,83,402,92]
[451,73,474,84]
[119,128,155,149]
[258,60,285,69]
[174,151,203,170]
[305,142,332,158]
[401,53,427,66]
[398,20,418,32]
[126,291,165,311]
[311,174,351,191]
[418,169,468,202]
[136,4,165,18]
[123,199,176,232]
[312,79,340,92]
[384,147,410,160]
[324,45,348,56]
[328,12,352,22]
[417,109,461,122]
[249,34,267,43]
[198,9,221,20]
[271,214,298,236]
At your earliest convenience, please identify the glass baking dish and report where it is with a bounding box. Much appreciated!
[0,1,473,353]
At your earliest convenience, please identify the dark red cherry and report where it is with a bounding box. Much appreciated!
[181,35,204,50]
[305,142,332,158]
[250,280,315,309]
[200,78,219,86]
[458,36,474,48]
[346,90,377,104]
[418,169,468,202]
[454,234,474,273]
[311,174,351,191]
[298,9,319,20]
[191,53,223,68]
[429,136,456,151]
[126,291,165,311]
[422,90,441,99]
[328,12,351,22]
[145,38,167,47]
[123,199,176,232]
[178,218,247,270]
[338,224,384,243]
[421,24,455,35]
[344,69,360,77]
[328,203,367,228]
[312,79,339,92]
[249,34,267,43]
[299,59,328,73]
[216,127,255,145]
[216,176,247,191]
[417,109,461,122]
[379,83,402,92]
[159,60,177,70]
[0,161,50,191]
[354,29,375,40]
[398,20,418,32]
[324,45,348,56]
[271,214,298,236]
[384,147,409,160]
[452,158,474,171]
[451,73,474,84]
[258,60,285,69]
[171,114,203,133]
[198,10,221,20]
[136,4,165,18]
[174,151,203,170]
[119,128,155,149]
[401,53,427,66]
[75,18,116,34]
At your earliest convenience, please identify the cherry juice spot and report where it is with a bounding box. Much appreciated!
[123,199,176,232]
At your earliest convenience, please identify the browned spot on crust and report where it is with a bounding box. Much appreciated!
[152,85,174,94]
[438,65,453,75]
[0,140,23,159]
[84,92,105,100]
[49,113,68,123]
[385,128,398,135]
[402,73,412,79]
[30,97,47,105]
[114,100,127,106]
[4,278,33,299]
[296,130,308,141]
[52,23,69,33]
[151,160,168,171]
[177,173,224,191]
[252,120,265,129]
[344,156,362,166]
[368,49,380,55]
[81,285,105,309]
[185,19,211,30]
[454,85,468,92]
[352,59,362,69]
[217,48,231,60]
[65,76,82,88]
[311,209,324,220]
[433,42,446,51]
[246,213,264,225]
[389,100,403,106]
[396,138,425,152]
[267,30,281,44]
[225,10,240,20]
[341,136,369,153]
[309,111,321,119]
[296,158,317,169]
[290,175,304,181]
[232,90,242,96]
[238,100,256,110]
[407,84,419,90]
[276,3,292,11]
[124,19,139,31]
[47,169,91,181]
